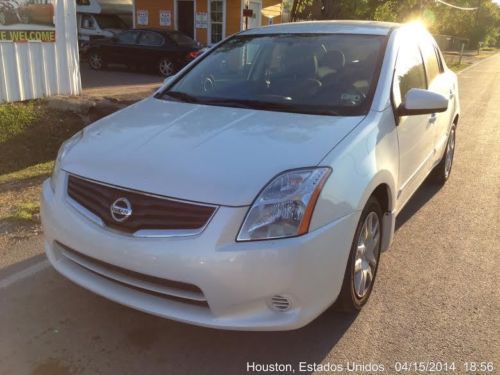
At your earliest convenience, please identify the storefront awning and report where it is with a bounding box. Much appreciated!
[261,4,281,19]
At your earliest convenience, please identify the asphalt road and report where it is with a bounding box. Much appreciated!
[0,54,499,375]
[80,64,162,97]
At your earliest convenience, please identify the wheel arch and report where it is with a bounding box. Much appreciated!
[360,173,397,253]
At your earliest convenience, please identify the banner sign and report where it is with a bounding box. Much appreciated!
[136,9,148,26]
[195,12,208,29]
[0,0,56,42]
[159,10,170,27]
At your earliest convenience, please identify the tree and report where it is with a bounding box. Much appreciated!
[289,0,500,48]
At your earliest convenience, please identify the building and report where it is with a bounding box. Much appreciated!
[0,0,80,102]
[132,0,283,45]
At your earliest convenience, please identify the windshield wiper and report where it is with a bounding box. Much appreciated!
[163,91,200,103]
[202,98,292,111]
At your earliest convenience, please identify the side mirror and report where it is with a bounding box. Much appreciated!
[397,88,448,116]
[163,75,176,86]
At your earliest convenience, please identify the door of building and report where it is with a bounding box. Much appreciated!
[247,1,261,29]
[177,0,194,38]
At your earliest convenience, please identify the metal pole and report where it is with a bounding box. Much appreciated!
[458,42,465,65]
[245,3,248,30]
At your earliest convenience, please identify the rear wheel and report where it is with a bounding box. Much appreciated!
[336,197,382,311]
[431,124,456,184]
[88,51,105,71]
[158,58,175,77]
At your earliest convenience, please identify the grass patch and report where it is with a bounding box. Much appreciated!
[0,100,85,176]
[448,63,471,72]
[7,201,40,222]
[0,102,39,144]
[0,161,54,186]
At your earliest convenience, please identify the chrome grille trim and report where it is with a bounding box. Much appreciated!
[64,173,218,238]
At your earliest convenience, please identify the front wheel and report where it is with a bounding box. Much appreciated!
[431,124,456,184]
[88,51,105,71]
[158,58,175,77]
[336,197,382,311]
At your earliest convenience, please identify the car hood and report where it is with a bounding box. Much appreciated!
[62,98,364,206]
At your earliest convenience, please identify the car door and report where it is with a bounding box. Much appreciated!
[420,38,455,162]
[137,30,166,64]
[108,30,141,65]
[393,40,435,209]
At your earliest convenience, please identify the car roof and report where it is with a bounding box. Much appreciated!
[240,20,401,36]
[132,28,185,36]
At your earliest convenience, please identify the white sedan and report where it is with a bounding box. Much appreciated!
[42,20,460,331]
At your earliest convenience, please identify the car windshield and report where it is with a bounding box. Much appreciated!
[159,33,387,116]
[95,15,127,29]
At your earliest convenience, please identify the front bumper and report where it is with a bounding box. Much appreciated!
[41,174,358,331]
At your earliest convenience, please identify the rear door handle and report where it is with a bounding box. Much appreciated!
[449,89,455,99]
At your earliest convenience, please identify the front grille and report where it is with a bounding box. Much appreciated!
[57,242,209,308]
[67,175,216,234]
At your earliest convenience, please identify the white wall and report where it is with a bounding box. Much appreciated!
[0,0,81,103]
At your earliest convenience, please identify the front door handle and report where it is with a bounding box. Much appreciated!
[449,89,455,100]
[429,113,437,125]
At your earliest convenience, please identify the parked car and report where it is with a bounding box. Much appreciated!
[87,28,202,76]
[77,13,128,54]
[42,21,460,331]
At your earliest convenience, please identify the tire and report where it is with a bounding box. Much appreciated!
[336,196,383,311]
[158,58,175,77]
[88,51,105,71]
[431,124,456,185]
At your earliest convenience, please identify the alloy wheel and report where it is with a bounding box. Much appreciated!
[159,59,174,77]
[354,211,380,298]
[89,53,103,70]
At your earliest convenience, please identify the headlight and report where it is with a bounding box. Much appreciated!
[237,167,331,241]
[50,131,83,192]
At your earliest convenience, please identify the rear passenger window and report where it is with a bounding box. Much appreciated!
[139,32,164,47]
[393,43,427,105]
[420,41,441,83]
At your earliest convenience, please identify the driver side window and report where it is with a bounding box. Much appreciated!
[393,42,427,107]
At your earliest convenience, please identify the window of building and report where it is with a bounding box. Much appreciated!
[210,0,224,44]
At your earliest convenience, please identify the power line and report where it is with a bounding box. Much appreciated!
[435,0,478,10]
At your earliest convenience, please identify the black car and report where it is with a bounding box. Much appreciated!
[87,28,202,77]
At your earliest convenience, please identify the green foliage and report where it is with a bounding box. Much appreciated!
[9,202,40,222]
[291,0,500,48]
[0,101,38,144]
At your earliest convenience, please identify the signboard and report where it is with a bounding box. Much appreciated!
[159,10,171,27]
[0,0,56,42]
[136,9,148,26]
[195,12,207,29]
[242,8,253,17]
